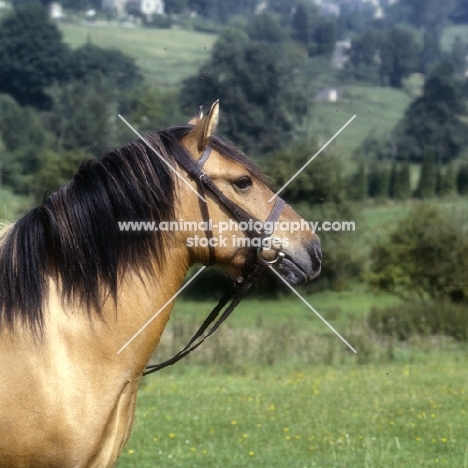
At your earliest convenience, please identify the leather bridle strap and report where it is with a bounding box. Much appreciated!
[143,145,285,376]
[142,260,266,375]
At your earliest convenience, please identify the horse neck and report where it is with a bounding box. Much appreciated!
[106,247,191,376]
[43,241,191,381]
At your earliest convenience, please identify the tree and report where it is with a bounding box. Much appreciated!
[0,100,52,191]
[348,162,367,201]
[291,3,336,57]
[0,6,70,107]
[389,160,411,200]
[367,161,390,199]
[30,149,86,201]
[437,163,456,197]
[394,62,468,163]
[368,204,468,301]
[345,28,384,84]
[385,0,455,30]
[457,163,468,195]
[67,43,143,91]
[451,36,468,75]
[47,78,119,154]
[415,150,437,198]
[392,159,411,200]
[420,28,442,74]
[379,27,420,87]
[451,0,468,24]
[180,35,307,154]
[346,27,419,87]
[165,0,189,14]
[123,86,185,134]
[246,12,287,44]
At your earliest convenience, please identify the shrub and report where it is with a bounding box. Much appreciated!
[368,300,468,341]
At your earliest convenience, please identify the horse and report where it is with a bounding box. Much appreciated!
[0,101,321,467]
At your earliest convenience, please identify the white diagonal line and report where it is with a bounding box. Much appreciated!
[118,114,206,202]
[269,115,357,202]
[268,266,357,353]
[117,266,207,354]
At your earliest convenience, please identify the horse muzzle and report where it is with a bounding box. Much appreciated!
[276,237,322,284]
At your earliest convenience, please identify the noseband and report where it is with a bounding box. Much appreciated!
[143,146,285,376]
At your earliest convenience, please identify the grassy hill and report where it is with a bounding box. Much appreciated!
[442,24,468,51]
[58,23,217,87]
[308,86,412,160]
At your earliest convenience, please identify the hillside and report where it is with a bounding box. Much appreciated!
[308,86,412,160]
[58,23,217,87]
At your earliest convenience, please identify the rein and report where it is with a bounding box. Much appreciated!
[143,147,285,376]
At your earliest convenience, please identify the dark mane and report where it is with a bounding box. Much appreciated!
[0,125,268,333]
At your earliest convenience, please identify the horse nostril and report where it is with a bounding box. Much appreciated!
[309,238,322,276]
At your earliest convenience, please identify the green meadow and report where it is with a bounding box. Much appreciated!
[308,86,412,158]
[116,342,468,468]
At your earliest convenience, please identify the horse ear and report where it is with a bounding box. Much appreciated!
[186,100,219,153]
[188,106,203,125]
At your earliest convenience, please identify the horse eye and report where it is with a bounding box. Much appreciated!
[233,176,252,191]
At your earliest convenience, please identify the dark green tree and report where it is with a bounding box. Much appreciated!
[347,27,419,87]
[164,0,189,14]
[123,86,185,134]
[291,3,336,57]
[345,28,384,84]
[457,163,468,195]
[30,149,86,201]
[246,12,287,43]
[393,159,411,200]
[180,37,307,154]
[0,6,70,107]
[385,0,454,29]
[451,36,468,75]
[415,150,437,198]
[394,62,468,163]
[451,0,468,23]
[379,27,420,87]
[420,28,442,74]
[438,163,457,197]
[348,162,368,201]
[47,78,119,154]
[67,43,143,91]
[314,20,337,57]
[367,161,390,199]
[368,204,468,301]
[0,100,52,191]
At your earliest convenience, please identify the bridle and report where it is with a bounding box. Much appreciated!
[143,146,285,376]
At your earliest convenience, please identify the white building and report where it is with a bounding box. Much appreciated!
[102,0,164,16]
[49,2,64,19]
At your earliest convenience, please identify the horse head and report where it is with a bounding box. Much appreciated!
[175,100,322,285]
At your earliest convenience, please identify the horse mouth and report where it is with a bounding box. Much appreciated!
[276,241,322,285]
[276,257,309,284]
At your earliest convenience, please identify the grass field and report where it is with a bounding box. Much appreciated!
[116,349,468,468]
[58,22,216,87]
[442,25,468,51]
[308,86,412,159]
